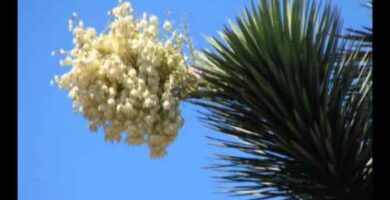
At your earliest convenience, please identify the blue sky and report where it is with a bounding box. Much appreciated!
[18,0,370,200]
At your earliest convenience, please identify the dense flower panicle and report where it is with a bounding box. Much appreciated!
[52,1,198,159]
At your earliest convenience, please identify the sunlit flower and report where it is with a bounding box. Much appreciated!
[52,0,198,159]
[163,21,172,31]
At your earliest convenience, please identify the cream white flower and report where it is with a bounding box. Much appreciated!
[163,21,172,31]
[53,0,198,159]
[107,98,115,106]
[162,101,171,110]
[149,15,159,25]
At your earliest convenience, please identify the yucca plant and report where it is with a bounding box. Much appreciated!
[190,0,372,199]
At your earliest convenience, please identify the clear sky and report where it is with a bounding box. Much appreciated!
[18,0,370,200]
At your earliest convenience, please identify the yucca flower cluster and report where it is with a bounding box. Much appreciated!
[52,0,198,158]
